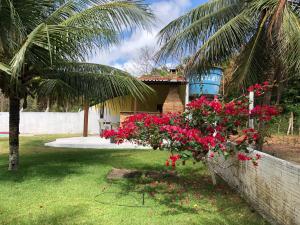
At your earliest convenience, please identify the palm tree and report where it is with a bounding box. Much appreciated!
[0,0,154,171]
[157,0,300,97]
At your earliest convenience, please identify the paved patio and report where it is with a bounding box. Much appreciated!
[45,136,151,149]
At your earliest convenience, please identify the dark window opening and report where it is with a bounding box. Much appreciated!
[157,104,163,113]
[99,105,104,119]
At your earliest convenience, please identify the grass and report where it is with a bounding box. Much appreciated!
[0,135,269,225]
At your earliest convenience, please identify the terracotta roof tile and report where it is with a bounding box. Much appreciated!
[139,73,186,83]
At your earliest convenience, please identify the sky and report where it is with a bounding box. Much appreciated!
[89,0,206,75]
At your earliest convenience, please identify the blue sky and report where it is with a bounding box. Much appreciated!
[89,0,207,75]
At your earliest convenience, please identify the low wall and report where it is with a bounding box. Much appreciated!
[0,111,100,134]
[209,150,300,225]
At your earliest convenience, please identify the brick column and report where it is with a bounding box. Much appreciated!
[162,86,184,113]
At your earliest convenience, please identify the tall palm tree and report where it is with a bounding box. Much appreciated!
[0,0,154,171]
[157,0,300,97]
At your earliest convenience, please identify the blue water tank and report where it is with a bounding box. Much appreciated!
[189,68,222,96]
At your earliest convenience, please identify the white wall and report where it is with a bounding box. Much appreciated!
[0,110,101,134]
[209,150,300,225]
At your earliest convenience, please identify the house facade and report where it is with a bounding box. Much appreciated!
[98,68,222,129]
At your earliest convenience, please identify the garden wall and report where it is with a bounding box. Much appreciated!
[0,111,100,134]
[209,150,300,225]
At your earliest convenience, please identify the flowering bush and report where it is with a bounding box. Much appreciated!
[102,82,278,168]
[247,81,270,96]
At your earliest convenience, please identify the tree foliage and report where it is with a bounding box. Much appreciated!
[0,0,154,105]
[0,0,154,170]
[157,0,300,94]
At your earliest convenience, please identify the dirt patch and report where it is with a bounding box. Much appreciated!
[107,168,178,180]
[263,136,300,165]
[107,168,142,180]
[144,170,178,180]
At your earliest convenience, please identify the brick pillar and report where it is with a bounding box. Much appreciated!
[163,86,184,113]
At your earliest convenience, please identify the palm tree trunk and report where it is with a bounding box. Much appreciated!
[8,95,20,171]
[276,82,283,105]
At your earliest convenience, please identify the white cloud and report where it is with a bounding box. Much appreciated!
[89,0,192,74]
[113,60,139,75]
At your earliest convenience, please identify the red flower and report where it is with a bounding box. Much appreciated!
[247,82,270,96]
[209,99,222,113]
[215,132,225,142]
[167,154,181,168]
[101,129,117,138]
[237,153,251,161]
[165,160,170,167]
[234,120,241,126]
[247,86,254,92]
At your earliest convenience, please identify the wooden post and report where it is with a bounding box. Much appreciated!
[287,112,294,135]
[83,102,89,137]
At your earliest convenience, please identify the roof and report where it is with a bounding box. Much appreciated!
[139,73,186,84]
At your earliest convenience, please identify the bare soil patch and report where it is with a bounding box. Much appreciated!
[263,136,300,164]
[107,168,142,180]
[107,168,178,180]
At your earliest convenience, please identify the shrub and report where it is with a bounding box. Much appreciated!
[102,82,278,168]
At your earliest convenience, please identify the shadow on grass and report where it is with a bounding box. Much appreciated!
[5,204,88,225]
[107,170,267,225]
[0,136,166,182]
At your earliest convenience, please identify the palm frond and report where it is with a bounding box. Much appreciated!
[10,23,46,77]
[279,7,300,77]
[8,0,154,77]
[0,62,12,75]
[156,2,243,62]
[37,62,154,105]
[37,78,76,103]
[158,0,241,43]
[31,25,118,63]
[60,0,154,31]
[186,12,256,74]
[229,12,269,89]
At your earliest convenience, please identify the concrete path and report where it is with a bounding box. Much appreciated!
[45,136,151,150]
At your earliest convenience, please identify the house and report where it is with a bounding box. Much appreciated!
[98,68,223,130]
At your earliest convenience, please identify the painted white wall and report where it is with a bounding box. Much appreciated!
[209,150,300,225]
[0,109,102,134]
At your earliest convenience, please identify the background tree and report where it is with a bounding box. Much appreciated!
[130,46,170,76]
[132,46,157,75]
[156,0,300,99]
[0,0,154,171]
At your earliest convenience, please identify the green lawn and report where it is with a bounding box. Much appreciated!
[0,135,269,225]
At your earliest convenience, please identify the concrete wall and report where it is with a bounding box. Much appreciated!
[209,150,300,225]
[0,110,101,134]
